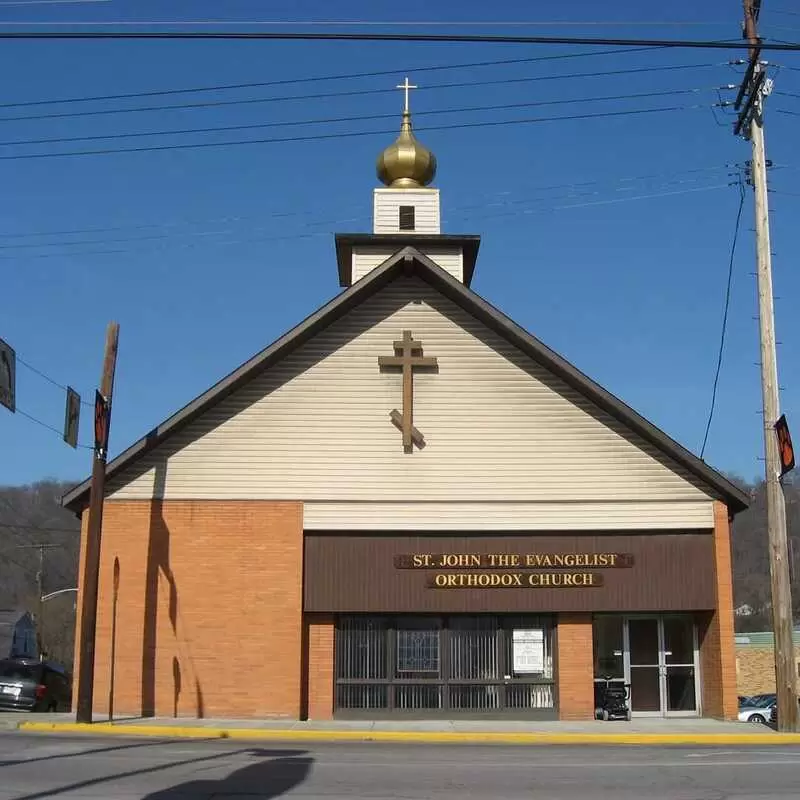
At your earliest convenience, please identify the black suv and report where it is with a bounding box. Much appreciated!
[0,658,71,712]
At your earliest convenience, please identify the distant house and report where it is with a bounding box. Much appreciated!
[0,610,38,660]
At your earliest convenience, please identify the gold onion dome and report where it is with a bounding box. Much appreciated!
[376,79,437,188]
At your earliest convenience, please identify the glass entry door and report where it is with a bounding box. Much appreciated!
[624,616,698,717]
[627,618,662,714]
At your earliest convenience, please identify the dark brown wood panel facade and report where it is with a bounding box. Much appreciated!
[304,532,717,613]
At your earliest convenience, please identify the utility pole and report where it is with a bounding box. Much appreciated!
[75,322,119,724]
[16,542,62,658]
[735,0,798,732]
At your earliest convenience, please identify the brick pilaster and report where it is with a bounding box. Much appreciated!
[306,614,335,720]
[699,501,738,719]
[557,612,594,720]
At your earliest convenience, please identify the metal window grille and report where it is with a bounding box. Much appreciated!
[334,615,556,716]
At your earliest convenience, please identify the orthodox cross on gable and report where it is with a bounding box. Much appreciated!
[378,330,438,453]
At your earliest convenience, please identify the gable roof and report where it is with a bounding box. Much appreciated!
[62,247,749,514]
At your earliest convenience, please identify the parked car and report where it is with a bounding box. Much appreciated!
[738,696,775,725]
[0,658,71,712]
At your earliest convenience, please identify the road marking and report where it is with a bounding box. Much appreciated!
[309,758,800,769]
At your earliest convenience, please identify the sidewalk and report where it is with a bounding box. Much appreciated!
[2,712,798,744]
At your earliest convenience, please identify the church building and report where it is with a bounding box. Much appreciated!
[64,82,749,722]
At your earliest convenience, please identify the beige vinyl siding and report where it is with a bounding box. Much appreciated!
[303,500,715,531]
[108,275,715,527]
[352,246,463,283]
[373,188,440,234]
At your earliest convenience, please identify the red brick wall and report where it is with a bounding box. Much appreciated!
[699,501,738,720]
[306,614,334,720]
[557,612,594,720]
[73,499,303,718]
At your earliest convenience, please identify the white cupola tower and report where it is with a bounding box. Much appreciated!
[335,77,480,288]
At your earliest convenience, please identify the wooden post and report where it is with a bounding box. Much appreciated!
[741,0,798,732]
[75,322,119,724]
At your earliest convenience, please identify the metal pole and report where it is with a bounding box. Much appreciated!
[36,545,43,659]
[75,322,119,724]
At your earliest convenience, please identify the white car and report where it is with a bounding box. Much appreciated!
[738,703,774,724]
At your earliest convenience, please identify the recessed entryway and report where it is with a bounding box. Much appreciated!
[594,614,700,717]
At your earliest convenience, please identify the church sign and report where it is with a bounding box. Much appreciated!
[303,533,717,613]
[394,551,634,590]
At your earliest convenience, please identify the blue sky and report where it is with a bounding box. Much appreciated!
[1,0,799,488]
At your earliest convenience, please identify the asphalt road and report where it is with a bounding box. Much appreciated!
[1,732,800,799]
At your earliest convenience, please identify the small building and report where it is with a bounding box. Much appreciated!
[735,630,800,697]
[64,91,749,722]
[0,610,37,660]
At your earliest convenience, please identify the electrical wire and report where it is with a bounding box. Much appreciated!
[0,162,749,242]
[0,61,722,122]
[0,175,726,251]
[0,523,78,533]
[14,407,93,448]
[15,354,93,406]
[0,31,795,50]
[0,0,108,5]
[0,46,666,109]
[700,177,746,459]
[0,87,716,149]
[0,104,711,161]
[0,179,736,261]
[0,18,742,27]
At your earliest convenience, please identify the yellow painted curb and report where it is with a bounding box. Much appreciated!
[17,721,800,745]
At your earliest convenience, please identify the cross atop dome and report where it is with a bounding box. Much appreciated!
[396,76,417,114]
[376,77,437,189]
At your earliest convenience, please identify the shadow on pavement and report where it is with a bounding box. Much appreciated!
[140,749,313,799]
[0,737,219,768]
[8,747,310,800]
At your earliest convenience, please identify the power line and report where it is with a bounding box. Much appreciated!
[464,182,731,223]
[0,523,78,533]
[14,407,92,448]
[0,163,743,252]
[0,162,750,242]
[0,61,722,122]
[0,178,737,262]
[0,46,665,109]
[0,19,742,27]
[0,173,730,252]
[0,31,796,49]
[0,87,716,149]
[700,178,746,459]
[0,104,712,161]
[16,355,70,391]
[15,354,93,406]
[0,0,109,5]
